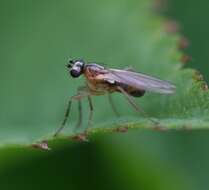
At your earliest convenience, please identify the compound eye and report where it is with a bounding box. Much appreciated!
[70,68,81,78]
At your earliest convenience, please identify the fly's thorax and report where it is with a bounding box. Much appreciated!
[84,64,106,77]
[86,80,113,95]
[83,64,113,93]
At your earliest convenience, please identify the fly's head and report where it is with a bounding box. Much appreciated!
[66,59,85,78]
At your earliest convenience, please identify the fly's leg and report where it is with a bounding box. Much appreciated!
[75,100,82,129]
[117,86,159,126]
[73,92,94,141]
[54,86,90,137]
[87,96,93,128]
[107,93,120,117]
[54,98,72,137]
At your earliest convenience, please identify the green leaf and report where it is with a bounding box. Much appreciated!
[0,0,208,146]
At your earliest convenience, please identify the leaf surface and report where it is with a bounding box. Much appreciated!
[0,0,208,146]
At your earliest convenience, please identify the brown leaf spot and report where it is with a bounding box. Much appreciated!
[165,20,180,33]
[32,141,50,150]
[179,37,189,49]
[152,0,167,12]
[114,126,129,133]
[71,133,89,142]
[180,55,192,64]
[194,71,204,81]
[181,125,192,130]
[202,82,208,91]
[153,126,167,132]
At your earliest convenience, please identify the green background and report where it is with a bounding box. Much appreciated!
[166,0,209,82]
[0,0,209,189]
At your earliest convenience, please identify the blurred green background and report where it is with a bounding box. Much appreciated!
[0,0,209,190]
[166,0,209,83]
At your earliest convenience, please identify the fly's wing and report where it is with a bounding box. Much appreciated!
[101,69,176,94]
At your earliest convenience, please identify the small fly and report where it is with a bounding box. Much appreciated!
[54,59,176,137]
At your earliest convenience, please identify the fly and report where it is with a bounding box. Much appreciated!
[54,59,176,137]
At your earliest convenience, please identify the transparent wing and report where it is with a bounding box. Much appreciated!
[102,69,176,94]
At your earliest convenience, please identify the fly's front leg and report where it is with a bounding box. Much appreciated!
[54,86,90,137]
[54,97,73,137]
[72,87,93,132]
[73,88,94,141]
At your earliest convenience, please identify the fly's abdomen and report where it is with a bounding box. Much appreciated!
[128,90,145,97]
[115,82,145,97]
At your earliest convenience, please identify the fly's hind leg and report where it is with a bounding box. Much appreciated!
[117,86,159,126]
[107,93,120,117]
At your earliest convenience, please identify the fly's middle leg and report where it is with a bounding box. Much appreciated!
[87,96,93,129]
[107,93,120,117]
[75,100,83,129]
